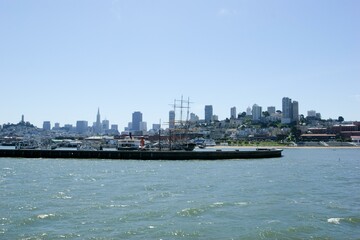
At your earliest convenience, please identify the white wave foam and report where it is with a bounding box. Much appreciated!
[212,202,224,207]
[37,214,55,219]
[327,218,343,224]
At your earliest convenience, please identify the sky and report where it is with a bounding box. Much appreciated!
[1,0,359,130]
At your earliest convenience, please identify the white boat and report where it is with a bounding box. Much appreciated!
[15,140,39,150]
[117,137,141,150]
[204,139,216,146]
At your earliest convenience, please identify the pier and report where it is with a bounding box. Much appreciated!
[0,149,283,160]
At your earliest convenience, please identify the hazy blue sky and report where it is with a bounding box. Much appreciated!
[1,0,359,129]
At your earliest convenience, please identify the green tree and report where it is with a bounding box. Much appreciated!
[262,111,270,118]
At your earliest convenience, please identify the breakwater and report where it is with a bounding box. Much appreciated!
[0,148,282,160]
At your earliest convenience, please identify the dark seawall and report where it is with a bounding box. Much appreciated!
[0,149,282,160]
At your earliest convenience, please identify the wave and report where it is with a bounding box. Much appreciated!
[327,217,360,225]
[37,213,55,219]
[327,218,343,224]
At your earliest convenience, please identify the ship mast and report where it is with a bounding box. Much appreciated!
[171,95,192,127]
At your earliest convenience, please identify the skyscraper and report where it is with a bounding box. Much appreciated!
[230,107,237,119]
[292,101,299,123]
[95,108,102,134]
[132,111,142,131]
[282,97,293,124]
[252,104,262,121]
[190,113,199,122]
[140,122,147,132]
[43,121,51,130]
[267,106,276,116]
[111,124,118,131]
[102,119,110,131]
[282,97,299,124]
[205,105,213,123]
[169,110,175,129]
[246,107,252,116]
[76,121,88,134]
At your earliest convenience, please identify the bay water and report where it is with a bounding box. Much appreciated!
[1,148,359,239]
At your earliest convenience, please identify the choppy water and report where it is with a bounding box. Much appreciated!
[1,148,359,239]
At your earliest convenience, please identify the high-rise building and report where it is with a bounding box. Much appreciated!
[267,106,276,116]
[230,107,237,119]
[190,113,199,122]
[246,107,252,116]
[292,101,299,122]
[102,119,110,131]
[152,124,161,131]
[169,110,175,129]
[43,121,51,130]
[76,121,88,134]
[140,121,147,132]
[282,97,299,124]
[94,108,102,134]
[307,110,316,117]
[132,111,142,131]
[53,122,60,130]
[64,124,73,131]
[111,124,118,131]
[252,104,262,121]
[205,105,213,123]
[282,97,293,124]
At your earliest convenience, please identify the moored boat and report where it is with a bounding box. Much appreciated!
[117,137,141,150]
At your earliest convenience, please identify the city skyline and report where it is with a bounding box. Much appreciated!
[1,1,359,128]
[3,96,353,131]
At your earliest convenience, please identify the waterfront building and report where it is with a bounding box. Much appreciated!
[43,121,51,131]
[230,107,237,119]
[132,111,142,131]
[169,110,175,129]
[76,121,88,134]
[205,105,213,123]
[252,104,262,121]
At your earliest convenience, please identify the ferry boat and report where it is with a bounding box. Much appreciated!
[117,137,141,150]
